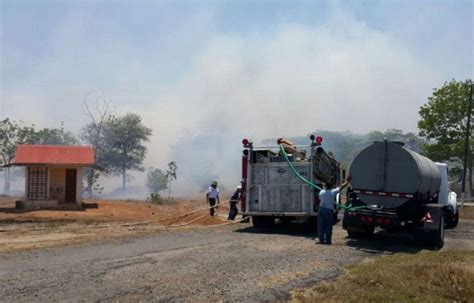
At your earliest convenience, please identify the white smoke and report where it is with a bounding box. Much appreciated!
[1,3,470,195]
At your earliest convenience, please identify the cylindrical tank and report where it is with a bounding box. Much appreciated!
[349,141,441,208]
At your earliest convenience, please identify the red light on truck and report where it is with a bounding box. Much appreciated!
[242,138,250,146]
[384,218,391,225]
[316,136,323,144]
[377,218,383,224]
[360,215,366,222]
[367,216,373,223]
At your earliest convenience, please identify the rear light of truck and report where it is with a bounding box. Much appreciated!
[360,215,366,222]
[384,218,391,225]
[367,216,373,223]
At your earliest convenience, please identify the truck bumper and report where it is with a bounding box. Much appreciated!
[343,210,398,230]
[242,212,316,217]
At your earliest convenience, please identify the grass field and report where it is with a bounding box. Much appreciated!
[290,250,474,303]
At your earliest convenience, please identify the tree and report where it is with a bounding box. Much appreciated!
[34,124,78,145]
[0,119,77,195]
[0,119,35,195]
[418,79,473,193]
[165,161,177,200]
[102,113,152,190]
[81,97,114,198]
[147,167,168,194]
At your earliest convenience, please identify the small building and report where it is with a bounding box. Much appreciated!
[12,145,95,210]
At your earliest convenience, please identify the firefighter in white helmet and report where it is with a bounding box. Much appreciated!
[206,180,220,216]
[228,185,242,220]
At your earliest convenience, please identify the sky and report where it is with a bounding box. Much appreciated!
[1,0,473,193]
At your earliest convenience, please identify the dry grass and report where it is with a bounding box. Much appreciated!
[459,206,474,220]
[290,251,474,303]
[0,197,228,253]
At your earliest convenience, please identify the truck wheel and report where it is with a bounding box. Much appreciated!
[446,211,459,229]
[435,214,445,249]
[424,213,445,249]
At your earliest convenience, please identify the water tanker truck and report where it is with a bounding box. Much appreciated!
[343,140,458,248]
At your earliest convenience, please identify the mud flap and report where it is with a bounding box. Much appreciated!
[422,204,443,232]
[418,204,444,249]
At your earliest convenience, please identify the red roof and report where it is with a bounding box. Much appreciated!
[14,145,95,166]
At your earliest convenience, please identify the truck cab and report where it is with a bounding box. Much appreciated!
[436,162,459,227]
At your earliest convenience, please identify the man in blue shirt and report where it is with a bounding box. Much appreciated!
[228,185,242,220]
[317,176,352,245]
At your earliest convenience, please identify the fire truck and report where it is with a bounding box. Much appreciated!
[240,135,342,228]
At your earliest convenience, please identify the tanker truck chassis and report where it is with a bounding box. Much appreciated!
[342,140,458,248]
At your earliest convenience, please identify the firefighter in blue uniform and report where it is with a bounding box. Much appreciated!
[228,185,242,220]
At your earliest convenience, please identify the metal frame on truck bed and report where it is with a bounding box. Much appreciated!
[241,136,342,228]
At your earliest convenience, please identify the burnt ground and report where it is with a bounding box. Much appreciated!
[0,218,473,302]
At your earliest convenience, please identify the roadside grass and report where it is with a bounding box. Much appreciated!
[459,206,474,220]
[290,251,474,303]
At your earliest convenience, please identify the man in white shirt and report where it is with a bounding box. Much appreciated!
[317,176,351,245]
[206,180,220,216]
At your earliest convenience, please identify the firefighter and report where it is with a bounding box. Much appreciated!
[317,176,352,245]
[228,185,242,220]
[206,180,220,216]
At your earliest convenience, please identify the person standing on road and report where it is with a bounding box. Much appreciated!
[206,180,220,216]
[317,176,352,245]
[228,185,242,220]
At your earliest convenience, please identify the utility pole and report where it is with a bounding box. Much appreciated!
[461,81,473,206]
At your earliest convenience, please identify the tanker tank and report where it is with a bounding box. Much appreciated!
[349,140,441,208]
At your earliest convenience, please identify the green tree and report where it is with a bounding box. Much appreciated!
[418,79,473,192]
[0,119,76,195]
[165,161,177,200]
[34,124,77,145]
[147,167,168,194]
[0,119,36,194]
[103,113,152,190]
[81,99,114,198]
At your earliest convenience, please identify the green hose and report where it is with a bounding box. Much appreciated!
[279,144,366,211]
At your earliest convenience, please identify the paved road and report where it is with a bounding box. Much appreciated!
[1,220,472,302]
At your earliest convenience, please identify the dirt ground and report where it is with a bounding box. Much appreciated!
[0,196,230,253]
[1,213,473,302]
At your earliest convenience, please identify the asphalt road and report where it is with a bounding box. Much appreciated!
[1,220,473,302]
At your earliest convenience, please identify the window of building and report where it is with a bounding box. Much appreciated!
[27,167,48,200]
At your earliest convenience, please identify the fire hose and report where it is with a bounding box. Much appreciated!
[0,203,245,233]
[279,144,366,211]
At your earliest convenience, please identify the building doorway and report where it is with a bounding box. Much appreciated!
[65,169,77,203]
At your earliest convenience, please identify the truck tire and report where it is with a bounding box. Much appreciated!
[434,214,445,249]
[446,211,459,229]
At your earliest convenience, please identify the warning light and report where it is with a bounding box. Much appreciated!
[242,138,250,146]
[309,135,315,141]
[316,136,323,144]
